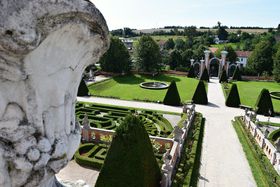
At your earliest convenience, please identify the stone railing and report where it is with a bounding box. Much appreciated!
[243,112,280,174]
[161,104,196,187]
[82,126,174,152]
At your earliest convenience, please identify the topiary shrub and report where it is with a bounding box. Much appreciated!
[188,65,195,78]
[225,84,241,107]
[95,115,161,187]
[232,66,242,81]
[219,69,228,83]
[163,81,181,106]
[77,79,89,96]
[200,68,209,82]
[255,89,275,116]
[192,81,208,105]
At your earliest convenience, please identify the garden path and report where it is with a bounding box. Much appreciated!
[197,78,256,187]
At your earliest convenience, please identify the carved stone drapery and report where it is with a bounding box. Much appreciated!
[0,1,109,186]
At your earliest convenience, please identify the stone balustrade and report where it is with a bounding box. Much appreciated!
[243,113,280,174]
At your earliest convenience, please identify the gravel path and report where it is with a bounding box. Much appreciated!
[56,160,99,187]
[197,78,256,187]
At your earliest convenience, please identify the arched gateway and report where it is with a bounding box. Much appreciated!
[190,51,229,78]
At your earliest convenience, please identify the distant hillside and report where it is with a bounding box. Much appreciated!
[134,28,269,34]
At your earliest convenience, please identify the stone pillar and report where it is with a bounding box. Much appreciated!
[200,59,205,76]
[221,51,228,76]
[190,59,195,66]
[204,50,211,74]
[0,1,109,187]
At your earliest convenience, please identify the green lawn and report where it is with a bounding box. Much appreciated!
[224,81,280,113]
[211,42,243,50]
[88,74,199,103]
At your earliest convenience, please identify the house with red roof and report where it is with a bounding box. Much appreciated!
[236,51,252,67]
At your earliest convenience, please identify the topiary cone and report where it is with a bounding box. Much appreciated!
[95,115,161,187]
[192,80,208,105]
[163,80,181,106]
[188,65,195,78]
[255,89,274,116]
[232,66,242,81]
[225,84,241,107]
[77,79,89,96]
[219,69,228,83]
[200,67,209,82]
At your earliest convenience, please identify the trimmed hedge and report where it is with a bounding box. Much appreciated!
[74,143,106,170]
[95,115,161,187]
[163,80,181,106]
[232,66,242,81]
[268,129,280,142]
[225,84,241,107]
[219,69,228,83]
[199,68,209,82]
[192,81,208,105]
[188,65,195,78]
[255,89,275,116]
[77,79,89,96]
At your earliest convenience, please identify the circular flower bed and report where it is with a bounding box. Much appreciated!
[140,82,169,90]
[270,92,280,100]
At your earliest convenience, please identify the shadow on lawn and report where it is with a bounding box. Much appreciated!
[113,74,181,85]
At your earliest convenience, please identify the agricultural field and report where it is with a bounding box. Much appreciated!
[88,74,199,103]
[223,81,280,113]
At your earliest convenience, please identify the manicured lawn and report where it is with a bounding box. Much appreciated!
[88,74,199,103]
[224,81,280,113]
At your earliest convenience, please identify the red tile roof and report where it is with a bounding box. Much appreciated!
[209,47,218,54]
[235,51,252,58]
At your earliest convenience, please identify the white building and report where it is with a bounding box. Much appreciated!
[235,51,252,67]
[119,37,134,50]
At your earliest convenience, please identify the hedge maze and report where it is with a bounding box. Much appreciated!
[75,102,176,170]
[75,143,108,169]
[76,103,174,137]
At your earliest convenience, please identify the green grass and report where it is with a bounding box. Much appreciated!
[211,42,243,50]
[232,117,280,187]
[257,121,280,128]
[88,74,199,103]
[222,81,280,113]
[172,113,205,187]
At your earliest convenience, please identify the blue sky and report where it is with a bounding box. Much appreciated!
[91,0,280,30]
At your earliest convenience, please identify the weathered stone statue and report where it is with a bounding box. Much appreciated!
[0,0,109,186]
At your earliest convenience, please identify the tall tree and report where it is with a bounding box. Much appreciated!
[164,38,175,50]
[248,40,274,75]
[215,45,237,63]
[135,35,162,72]
[182,49,193,68]
[100,37,131,73]
[273,45,280,82]
[174,38,186,51]
[217,22,228,40]
[169,50,182,70]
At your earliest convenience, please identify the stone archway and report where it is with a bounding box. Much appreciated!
[209,58,220,77]
[204,50,228,78]
[228,63,237,77]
